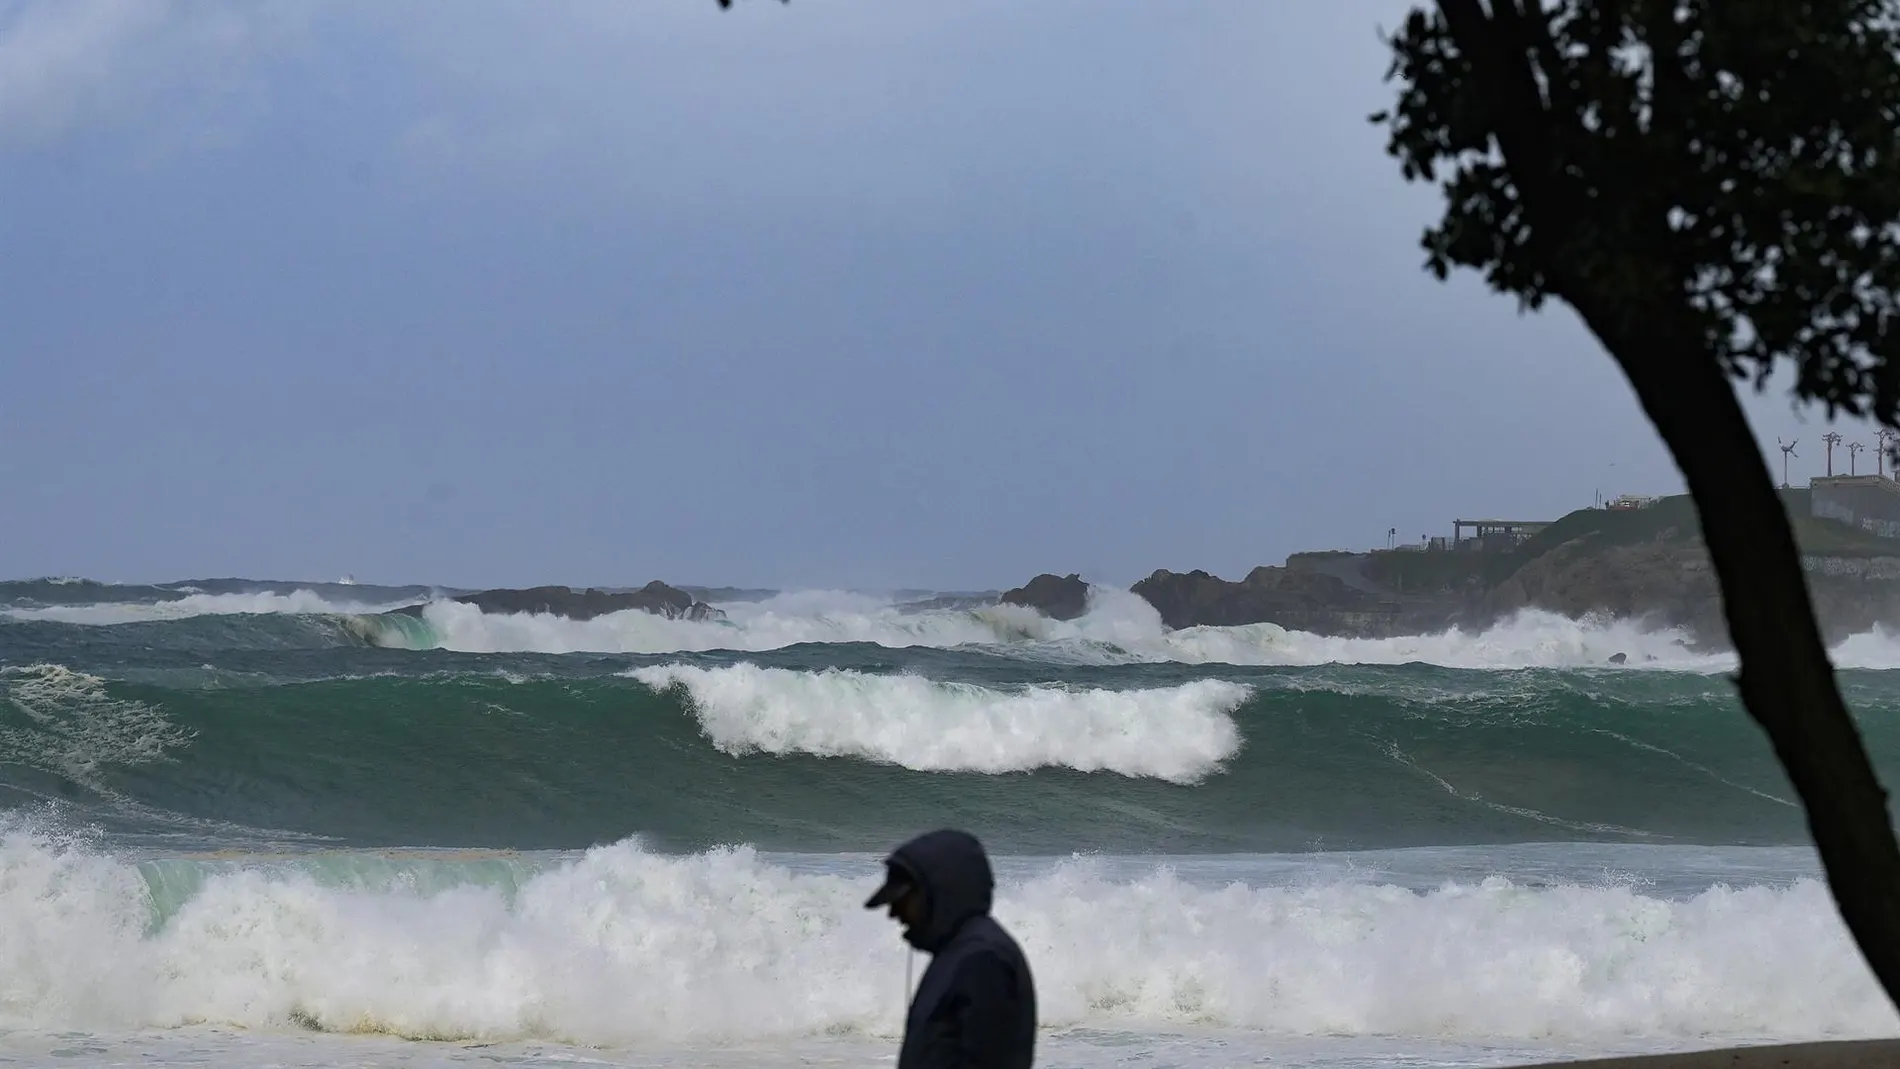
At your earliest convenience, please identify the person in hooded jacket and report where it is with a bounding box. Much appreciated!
[864,828,1037,1069]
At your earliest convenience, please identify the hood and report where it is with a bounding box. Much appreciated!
[887,828,994,953]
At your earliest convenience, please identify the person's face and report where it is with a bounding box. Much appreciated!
[887,884,924,929]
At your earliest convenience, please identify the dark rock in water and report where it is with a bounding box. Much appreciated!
[999,573,1091,621]
[1608,652,1628,665]
[1131,567,1358,630]
[1132,569,1245,630]
[392,580,725,622]
[1128,562,1476,637]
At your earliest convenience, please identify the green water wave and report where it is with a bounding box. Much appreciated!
[6,665,1894,854]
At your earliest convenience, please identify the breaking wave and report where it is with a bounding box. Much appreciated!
[351,589,1742,670]
[7,659,1884,853]
[14,580,1900,670]
[629,663,1248,782]
[8,590,416,624]
[0,825,1889,1045]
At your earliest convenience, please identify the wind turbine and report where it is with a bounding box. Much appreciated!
[1778,438,1799,489]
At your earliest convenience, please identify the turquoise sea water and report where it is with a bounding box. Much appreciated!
[4,578,1898,1067]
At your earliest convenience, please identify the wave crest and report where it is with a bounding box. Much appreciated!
[629,663,1248,782]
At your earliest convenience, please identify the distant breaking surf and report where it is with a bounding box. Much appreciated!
[12,580,1900,670]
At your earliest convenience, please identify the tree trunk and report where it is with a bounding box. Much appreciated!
[1599,315,1900,1008]
[1419,0,1900,1011]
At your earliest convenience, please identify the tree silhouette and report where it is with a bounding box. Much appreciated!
[1374,0,1900,1006]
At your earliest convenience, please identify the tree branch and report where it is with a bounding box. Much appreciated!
[1436,2,1576,265]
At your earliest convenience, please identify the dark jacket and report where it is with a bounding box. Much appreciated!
[889,830,1037,1069]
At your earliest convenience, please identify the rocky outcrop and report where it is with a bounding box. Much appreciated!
[394,580,725,622]
[999,573,1091,621]
[1485,532,1724,636]
[1132,569,1277,629]
[1130,562,1478,637]
[1114,499,1900,643]
[1483,528,1900,646]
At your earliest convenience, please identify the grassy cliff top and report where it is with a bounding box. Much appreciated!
[1514,491,1897,559]
[1295,492,1900,597]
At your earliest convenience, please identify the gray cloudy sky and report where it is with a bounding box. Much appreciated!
[0,0,1878,590]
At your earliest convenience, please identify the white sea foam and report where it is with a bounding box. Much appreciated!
[387,586,1753,670]
[5,590,413,624]
[0,666,332,849]
[19,582,1900,672]
[1823,626,1900,671]
[1068,588,1736,670]
[0,664,192,781]
[395,590,1051,655]
[628,663,1247,782]
[0,827,1889,1047]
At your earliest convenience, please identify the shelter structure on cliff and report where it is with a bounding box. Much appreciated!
[1452,518,1549,551]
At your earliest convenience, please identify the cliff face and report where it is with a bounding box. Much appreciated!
[1486,532,1725,635]
[1116,496,1900,644]
[1479,500,1900,644]
[1488,535,1900,645]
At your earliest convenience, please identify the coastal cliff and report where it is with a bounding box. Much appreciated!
[1479,494,1900,645]
[1011,492,1900,646]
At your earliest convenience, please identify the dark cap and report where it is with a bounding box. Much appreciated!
[863,861,914,909]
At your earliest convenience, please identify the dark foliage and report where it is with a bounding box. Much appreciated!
[1375,0,1900,420]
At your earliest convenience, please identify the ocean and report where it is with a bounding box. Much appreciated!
[4,577,1900,1069]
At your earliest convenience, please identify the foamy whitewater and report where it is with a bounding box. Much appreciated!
[628,664,1249,781]
[4,576,1900,1068]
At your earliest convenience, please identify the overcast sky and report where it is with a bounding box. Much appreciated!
[0,0,1881,590]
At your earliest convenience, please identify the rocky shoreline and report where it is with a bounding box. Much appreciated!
[377,495,1900,649]
[997,494,1900,649]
